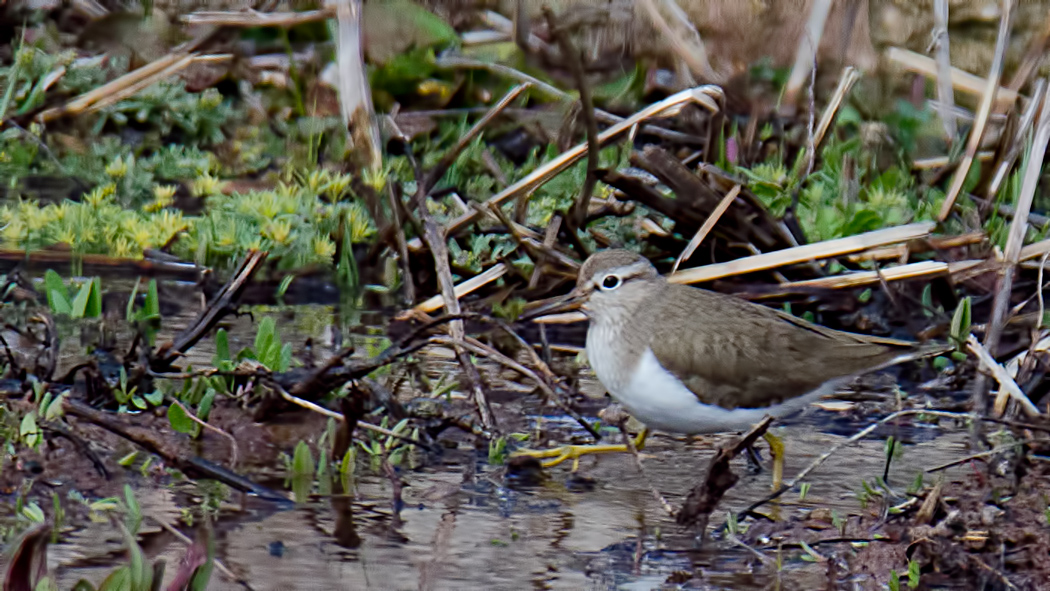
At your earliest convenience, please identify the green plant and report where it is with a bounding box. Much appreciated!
[126,279,161,346]
[167,374,216,439]
[949,296,972,351]
[488,436,508,464]
[43,270,101,319]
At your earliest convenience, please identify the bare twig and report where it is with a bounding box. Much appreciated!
[543,8,600,229]
[978,81,1050,414]
[672,185,741,273]
[411,187,495,431]
[813,67,860,149]
[966,335,1041,417]
[434,56,703,144]
[148,514,243,584]
[420,83,529,195]
[783,0,833,109]
[413,264,509,313]
[167,397,240,467]
[937,0,1014,221]
[272,382,433,449]
[35,53,202,122]
[181,7,334,26]
[678,417,773,530]
[926,438,1037,473]
[932,0,958,140]
[886,48,1024,105]
[987,80,1047,199]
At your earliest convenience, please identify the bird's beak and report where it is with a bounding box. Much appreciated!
[520,288,586,321]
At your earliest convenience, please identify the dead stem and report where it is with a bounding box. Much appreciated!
[672,185,741,274]
[936,0,1015,221]
[932,0,958,141]
[978,82,1050,415]
[542,7,600,231]
[272,382,434,450]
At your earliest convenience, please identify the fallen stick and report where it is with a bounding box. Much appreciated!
[935,0,1015,221]
[966,335,1041,417]
[153,250,268,369]
[413,263,508,313]
[63,398,291,504]
[677,416,773,530]
[886,47,1024,106]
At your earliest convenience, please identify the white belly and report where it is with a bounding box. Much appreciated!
[588,327,831,434]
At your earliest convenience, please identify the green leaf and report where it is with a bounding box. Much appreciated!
[197,389,215,423]
[144,279,160,318]
[362,0,457,64]
[907,559,921,588]
[279,343,292,372]
[70,281,93,318]
[44,270,70,314]
[264,341,282,371]
[124,485,141,536]
[188,527,215,591]
[131,395,147,410]
[123,524,149,591]
[125,278,142,322]
[96,566,130,591]
[44,392,66,421]
[276,275,294,300]
[167,404,195,434]
[292,441,315,476]
[20,411,40,448]
[21,502,45,522]
[213,329,230,366]
[144,390,164,406]
[255,317,276,359]
[950,296,972,346]
[85,278,102,318]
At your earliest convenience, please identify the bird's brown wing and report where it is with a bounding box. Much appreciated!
[647,284,912,409]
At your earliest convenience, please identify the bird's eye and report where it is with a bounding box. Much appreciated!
[600,274,621,290]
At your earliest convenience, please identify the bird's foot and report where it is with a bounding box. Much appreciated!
[763,432,785,491]
[744,445,764,475]
[511,443,630,471]
[742,434,784,489]
[512,431,648,471]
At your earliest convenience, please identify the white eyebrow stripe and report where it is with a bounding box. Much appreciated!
[589,260,652,288]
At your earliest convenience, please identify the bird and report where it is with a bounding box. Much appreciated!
[517,249,942,485]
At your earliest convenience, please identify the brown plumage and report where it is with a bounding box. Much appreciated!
[572,250,923,418]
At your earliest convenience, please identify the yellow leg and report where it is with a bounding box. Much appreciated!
[763,431,784,490]
[513,429,649,470]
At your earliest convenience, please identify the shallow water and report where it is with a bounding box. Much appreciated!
[32,297,975,590]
